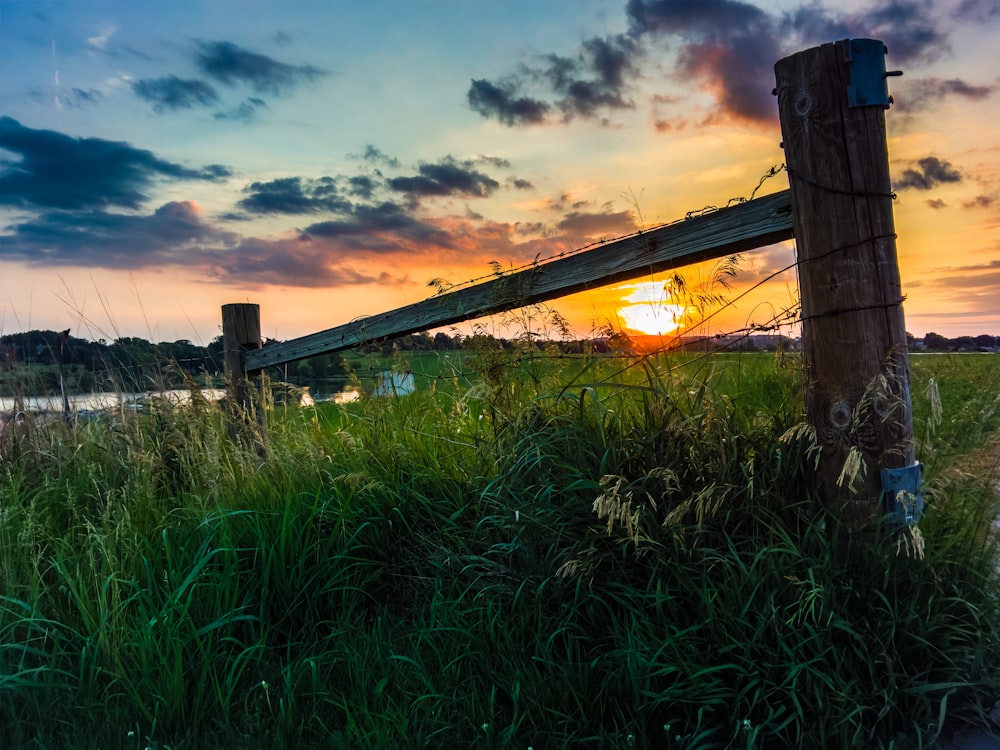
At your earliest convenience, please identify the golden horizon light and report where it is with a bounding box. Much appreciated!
[615,281,687,336]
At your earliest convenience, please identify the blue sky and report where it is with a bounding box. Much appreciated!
[2,0,998,343]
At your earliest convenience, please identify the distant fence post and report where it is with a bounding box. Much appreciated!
[775,39,917,527]
[221,303,265,452]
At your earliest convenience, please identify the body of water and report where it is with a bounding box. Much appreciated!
[1,387,360,414]
[0,389,229,414]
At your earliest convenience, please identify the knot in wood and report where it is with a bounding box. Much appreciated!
[829,400,852,431]
[794,89,813,117]
[871,392,890,421]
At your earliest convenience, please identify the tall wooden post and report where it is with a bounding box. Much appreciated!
[774,40,917,526]
[221,303,265,451]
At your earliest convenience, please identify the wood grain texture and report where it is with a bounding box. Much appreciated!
[775,40,913,524]
[244,191,794,370]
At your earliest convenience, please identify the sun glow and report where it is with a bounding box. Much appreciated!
[616,281,687,335]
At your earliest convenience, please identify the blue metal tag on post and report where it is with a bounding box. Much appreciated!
[846,38,901,108]
[881,462,924,526]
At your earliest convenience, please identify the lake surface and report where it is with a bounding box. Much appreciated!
[0,389,229,413]
[0,387,359,414]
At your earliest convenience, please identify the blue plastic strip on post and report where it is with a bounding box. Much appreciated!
[881,462,924,526]
[846,38,894,109]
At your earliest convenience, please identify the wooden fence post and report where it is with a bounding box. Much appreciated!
[221,303,265,451]
[774,39,918,527]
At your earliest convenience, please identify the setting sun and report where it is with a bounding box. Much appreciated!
[615,281,687,336]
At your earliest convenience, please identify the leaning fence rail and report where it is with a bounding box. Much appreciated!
[223,39,918,527]
[241,190,793,371]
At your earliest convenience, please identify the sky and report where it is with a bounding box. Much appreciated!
[1,0,998,346]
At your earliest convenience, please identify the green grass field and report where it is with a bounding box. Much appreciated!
[1,350,998,748]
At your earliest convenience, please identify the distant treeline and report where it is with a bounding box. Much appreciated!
[0,329,608,398]
[3,328,994,398]
[0,330,227,396]
[915,332,998,352]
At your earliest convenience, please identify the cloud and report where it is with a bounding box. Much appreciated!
[955,0,1000,23]
[194,40,328,94]
[304,202,457,252]
[630,0,949,123]
[205,235,399,289]
[87,24,117,52]
[28,86,103,109]
[468,33,638,126]
[926,198,947,209]
[388,157,501,198]
[557,207,637,238]
[894,156,962,191]
[741,242,796,281]
[467,78,551,126]
[357,144,401,168]
[540,35,639,120]
[347,175,378,199]
[214,97,268,123]
[472,0,959,128]
[0,117,232,211]
[894,76,996,113]
[132,75,220,112]
[0,201,236,268]
[963,195,995,210]
[68,88,103,107]
[237,176,352,214]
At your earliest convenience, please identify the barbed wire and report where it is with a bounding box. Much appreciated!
[428,163,791,296]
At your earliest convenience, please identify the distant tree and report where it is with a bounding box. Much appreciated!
[974,334,997,349]
[923,332,949,350]
[433,332,456,350]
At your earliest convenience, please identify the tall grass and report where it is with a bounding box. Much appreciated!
[1,351,998,748]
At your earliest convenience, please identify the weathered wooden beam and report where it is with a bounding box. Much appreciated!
[221,303,266,453]
[245,190,793,370]
[775,39,915,527]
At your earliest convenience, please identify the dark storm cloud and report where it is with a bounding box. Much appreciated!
[0,201,236,268]
[472,0,957,128]
[0,117,232,211]
[132,75,220,112]
[237,176,351,214]
[894,77,996,113]
[194,40,328,94]
[893,156,962,191]
[214,97,268,123]
[388,157,501,198]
